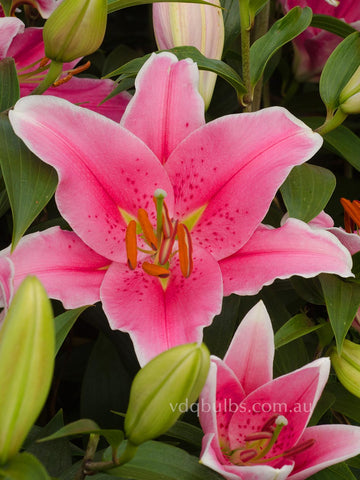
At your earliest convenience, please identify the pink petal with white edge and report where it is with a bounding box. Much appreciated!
[0,256,14,310]
[209,357,245,449]
[227,359,330,455]
[201,433,294,480]
[166,107,322,260]
[307,210,334,228]
[220,218,353,297]
[121,52,205,163]
[0,227,109,308]
[327,227,360,256]
[0,17,24,59]
[224,301,274,395]
[30,0,63,18]
[289,424,360,480]
[100,245,222,366]
[9,96,174,263]
[19,77,131,122]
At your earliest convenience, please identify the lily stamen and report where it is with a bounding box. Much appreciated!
[53,61,91,88]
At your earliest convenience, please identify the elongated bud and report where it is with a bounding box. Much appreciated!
[125,343,210,446]
[330,340,360,398]
[0,276,54,464]
[152,1,224,109]
[43,0,107,63]
[339,66,360,114]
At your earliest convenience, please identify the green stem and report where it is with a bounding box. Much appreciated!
[239,0,252,111]
[315,109,348,136]
[251,1,271,111]
[74,433,100,480]
[31,60,63,95]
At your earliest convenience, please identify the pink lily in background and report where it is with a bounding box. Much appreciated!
[199,301,360,479]
[153,0,224,108]
[6,52,353,365]
[0,0,61,18]
[278,0,360,81]
[0,17,130,121]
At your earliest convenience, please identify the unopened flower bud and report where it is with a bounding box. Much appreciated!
[339,65,360,114]
[330,339,360,398]
[43,0,107,63]
[0,276,54,464]
[125,343,210,446]
[153,1,224,109]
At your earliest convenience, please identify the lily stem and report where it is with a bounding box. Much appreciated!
[31,60,63,95]
[239,1,252,111]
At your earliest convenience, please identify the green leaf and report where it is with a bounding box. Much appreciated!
[165,421,203,449]
[0,115,57,249]
[0,58,19,112]
[327,381,360,423]
[320,274,360,353]
[55,306,89,355]
[105,47,246,97]
[0,452,51,480]
[274,314,325,349]
[309,462,357,480]
[323,125,360,172]
[107,0,217,13]
[39,418,124,453]
[103,441,224,480]
[320,32,360,112]
[311,14,357,38]
[249,0,268,23]
[221,0,240,53]
[280,163,336,223]
[0,0,12,16]
[250,6,312,88]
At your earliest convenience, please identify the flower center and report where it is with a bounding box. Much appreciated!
[17,57,91,87]
[341,197,360,234]
[226,415,315,467]
[125,190,193,280]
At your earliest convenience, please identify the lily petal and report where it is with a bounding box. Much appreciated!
[327,227,360,256]
[100,245,222,365]
[166,107,322,260]
[0,227,109,308]
[227,359,330,455]
[0,257,14,311]
[0,17,24,59]
[224,301,274,395]
[289,424,360,480]
[220,218,353,297]
[9,96,174,263]
[121,52,205,163]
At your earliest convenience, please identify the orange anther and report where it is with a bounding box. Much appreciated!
[39,57,51,68]
[52,61,91,88]
[142,262,170,278]
[125,220,137,270]
[159,220,178,265]
[138,208,158,250]
[162,202,173,238]
[340,197,360,233]
[177,223,193,278]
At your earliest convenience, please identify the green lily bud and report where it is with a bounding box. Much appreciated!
[125,343,210,447]
[330,339,360,398]
[0,277,54,464]
[43,0,107,63]
[339,65,360,114]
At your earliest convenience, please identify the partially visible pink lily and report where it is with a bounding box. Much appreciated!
[0,17,130,120]
[6,52,353,365]
[199,301,360,479]
[278,0,360,81]
[0,0,61,18]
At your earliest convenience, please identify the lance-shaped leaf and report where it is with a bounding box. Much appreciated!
[0,58,19,113]
[250,6,312,89]
[320,32,360,113]
[280,163,336,223]
[54,306,89,355]
[0,0,11,16]
[275,313,325,349]
[0,276,54,464]
[0,452,51,480]
[320,274,360,353]
[0,115,57,250]
[311,14,357,38]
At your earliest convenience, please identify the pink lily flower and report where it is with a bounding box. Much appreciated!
[199,301,360,479]
[7,52,353,365]
[0,17,130,121]
[278,0,360,81]
[0,0,61,18]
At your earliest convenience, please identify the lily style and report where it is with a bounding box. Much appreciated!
[278,0,360,81]
[199,301,360,480]
[0,17,130,121]
[6,52,353,365]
